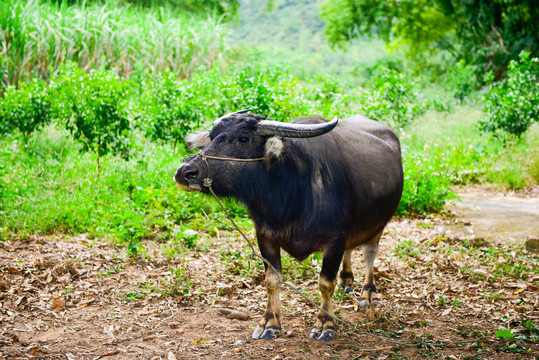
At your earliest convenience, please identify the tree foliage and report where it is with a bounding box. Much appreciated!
[320,0,539,76]
[479,51,539,139]
[52,64,133,171]
[356,66,426,130]
[139,71,203,149]
[0,79,53,143]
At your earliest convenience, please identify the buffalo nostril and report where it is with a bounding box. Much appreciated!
[184,169,198,179]
[178,164,199,180]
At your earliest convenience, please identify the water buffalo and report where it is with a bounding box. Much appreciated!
[174,111,403,341]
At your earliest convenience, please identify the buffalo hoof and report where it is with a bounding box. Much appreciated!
[260,327,280,340]
[359,285,380,308]
[317,328,336,341]
[252,325,280,340]
[359,296,380,308]
[309,327,336,341]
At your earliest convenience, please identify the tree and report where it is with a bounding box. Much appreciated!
[479,51,539,140]
[53,64,133,173]
[0,79,52,143]
[320,0,539,77]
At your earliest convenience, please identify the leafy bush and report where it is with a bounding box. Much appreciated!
[480,51,539,140]
[444,60,477,101]
[397,146,456,216]
[357,67,425,130]
[52,64,133,170]
[138,66,314,148]
[215,67,311,120]
[0,79,53,142]
[138,71,203,148]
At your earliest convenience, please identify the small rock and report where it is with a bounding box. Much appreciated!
[78,340,90,347]
[526,236,539,253]
[285,331,295,338]
[0,280,9,291]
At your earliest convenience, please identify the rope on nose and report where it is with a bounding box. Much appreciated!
[183,151,265,190]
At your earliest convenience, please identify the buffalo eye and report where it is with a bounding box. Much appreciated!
[238,136,249,144]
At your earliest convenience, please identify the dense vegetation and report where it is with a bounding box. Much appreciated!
[0,0,230,85]
[1,0,538,248]
[321,0,539,79]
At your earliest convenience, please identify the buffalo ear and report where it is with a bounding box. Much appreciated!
[264,136,284,163]
[185,130,211,150]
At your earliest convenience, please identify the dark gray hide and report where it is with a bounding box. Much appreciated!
[174,112,403,341]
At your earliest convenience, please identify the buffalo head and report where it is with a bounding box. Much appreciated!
[174,111,338,195]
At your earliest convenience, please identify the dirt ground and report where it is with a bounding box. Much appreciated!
[449,186,539,244]
[1,188,538,359]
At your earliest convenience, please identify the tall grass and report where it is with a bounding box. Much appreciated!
[0,0,230,85]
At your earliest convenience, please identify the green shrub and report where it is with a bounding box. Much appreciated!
[443,60,477,101]
[186,66,312,122]
[357,67,425,130]
[397,146,456,216]
[138,71,203,148]
[138,66,314,149]
[215,67,311,120]
[480,51,539,140]
[52,63,133,171]
[0,79,53,142]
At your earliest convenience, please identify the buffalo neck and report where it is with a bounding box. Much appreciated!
[232,139,350,234]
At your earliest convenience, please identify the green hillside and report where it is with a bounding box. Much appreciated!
[230,0,389,83]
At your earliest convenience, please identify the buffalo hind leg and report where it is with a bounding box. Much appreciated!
[359,231,383,318]
[310,245,344,341]
[339,249,354,294]
[252,237,282,340]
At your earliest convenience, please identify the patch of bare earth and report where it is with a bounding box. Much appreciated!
[449,185,539,244]
[1,215,537,359]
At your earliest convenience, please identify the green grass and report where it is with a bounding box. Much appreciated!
[1,0,230,85]
[403,100,539,191]
[0,126,250,243]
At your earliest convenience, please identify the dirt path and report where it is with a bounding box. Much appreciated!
[1,189,538,359]
[449,186,539,243]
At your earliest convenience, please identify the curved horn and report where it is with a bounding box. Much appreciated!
[257,117,339,138]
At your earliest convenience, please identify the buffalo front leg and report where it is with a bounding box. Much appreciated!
[359,231,382,318]
[309,244,344,341]
[252,238,282,340]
